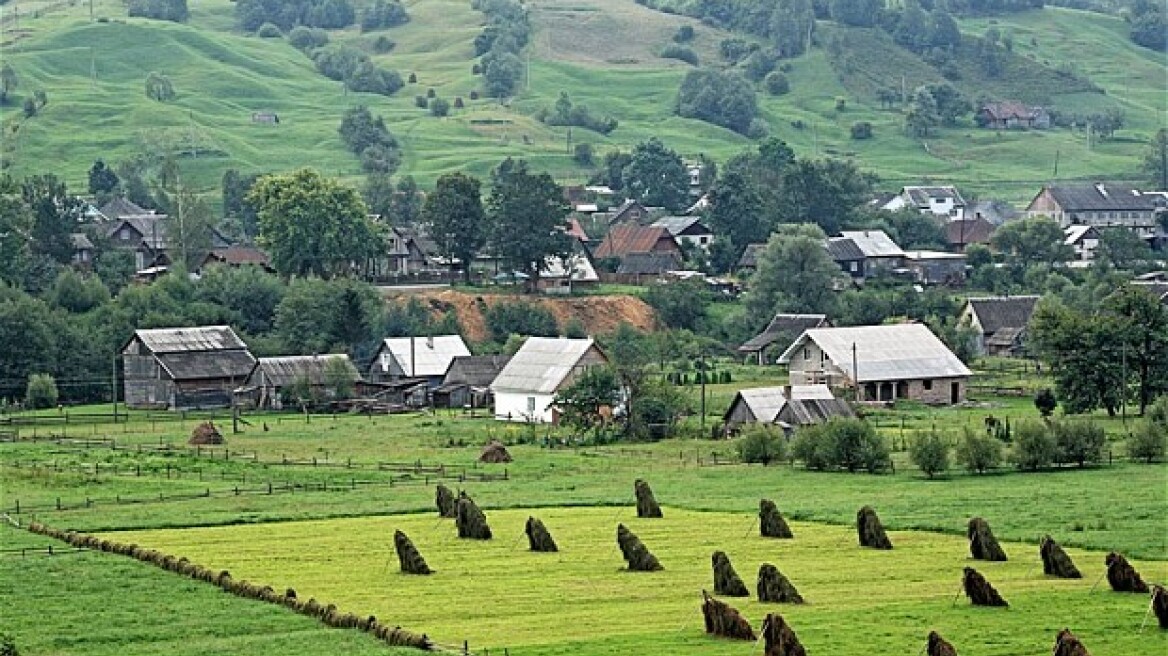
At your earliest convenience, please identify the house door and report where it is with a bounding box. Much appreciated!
[951,382,960,404]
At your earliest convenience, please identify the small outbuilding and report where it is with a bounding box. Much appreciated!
[121,326,256,410]
[738,314,831,365]
[723,385,854,433]
[434,355,511,409]
[490,337,608,423]
[368,335,471,386]
[240,354,360,410]
[959,295,1040,357]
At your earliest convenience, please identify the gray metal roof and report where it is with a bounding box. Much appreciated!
[251,354,359,388]
[825,237,865,261]
[902,186,966,207]
[964,296,1040,335]
[444,355,511,388]
[1046,183,1164,212]
[739,314,829,353]
[777,324,971,383]
[375,335,471,378]
[726,385,845,425]
[839,231,905,258]
[133,326,248,353]
[731,387,788,423]
[491,337,601,394]
[650,215,710,237]
[156,350,256,381]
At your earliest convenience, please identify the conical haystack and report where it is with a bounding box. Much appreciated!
[962,566,1008,607]
[455,493,492,540]
[1039,535,1081,578]
[857,505,892,549]
[711,551,749,597]
[435,484,457,518]
[1052,628,1091,656]
[701,590,755,641]
[616,523,662,571]
[967,517,1008,561]
[634,479,663,518]
[760,499,794,539]
[1105,552,1149,593]
[757,563,803,604]
[479,439,512,463]
[189,421,224,445]
[926,630,957,656]
[525,516,558,552]
[393,530,432,575]
[1152,585,1168,630]
[762,612,806,656]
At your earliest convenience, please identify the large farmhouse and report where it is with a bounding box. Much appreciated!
[490,337,608,423]
[121,326,256,410]
[368,335,471,386]
[777,324,971,404]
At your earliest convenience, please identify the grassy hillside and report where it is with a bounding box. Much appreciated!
[0,0,1162,200]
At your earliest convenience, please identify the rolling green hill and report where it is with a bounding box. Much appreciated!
[0,0,1162,201]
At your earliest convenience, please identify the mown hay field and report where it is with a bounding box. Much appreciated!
[109,507,1167,655]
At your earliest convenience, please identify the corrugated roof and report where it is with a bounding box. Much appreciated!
[491,337,602,394]
[825,237,865,261]
[727,385,850,425]
[156,350,256,381]
[839,231,905,258]
[444,355,511,387]
[594,225,678,259]
[788,384,838,400]
[376,335,471,378]
[99,197,149,219]
[777,324,971,382]
[1046,183,1164,212]
[732,387,788,423]
[650,215,710,237]
[965,296,1040,335]
[134,326,248,353]
[903,186,965,207]
[739,314,829,353]
[252,354,358,388]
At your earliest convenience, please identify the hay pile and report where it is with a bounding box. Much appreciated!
[762,612,806,656]
[1152,585,1168,630]
[711,551,749,597]
[189,421,224,445]
[759,499,793,539]
[393,530,432,575]
[525,516,558,552]
[962,566,1008,607]
[1105,552,1149,593]
[926,631,957,656]
[616,523,662,571]
[478,439,512,463]
[455,493,492,540]
[757,563,803,604]
[1039,535,1081,578]
[435,484,457,518]
[634,479,663,518]
[857,505,892,550]
[701,590,755,641]
[967,517,1008,561]
[1053,628,1091,656]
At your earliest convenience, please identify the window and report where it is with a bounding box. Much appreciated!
[849,262,858,272]
[803,347,810,361]
[526,396,536,414]
[923,379,933,391]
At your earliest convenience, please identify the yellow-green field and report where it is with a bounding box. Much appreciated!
[109,507,1167,655]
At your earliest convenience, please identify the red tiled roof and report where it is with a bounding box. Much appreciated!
[566,217,590,242]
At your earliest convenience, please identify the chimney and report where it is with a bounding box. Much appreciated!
[426,335,434,349]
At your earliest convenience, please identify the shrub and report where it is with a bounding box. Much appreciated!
[287,26,328,51]
[763,71,790,96]
[426,87,436,98]
[429,97,450,117]
[407,72,417,83]
[0,632,18,656]
[1052,421,1105,467]
[736,425,786,466]
[909,429,950,478]
[791,418,888,473]
[256,22,282,37]
[22,97,36,118]
[791,424,833,470]
[26,373,58,409]
[660,44,699,66]
[835,97,847,112]
[673,25,695,42]
[573,142,594,165]
[453,96,464,108]
[485,300,559,342]
[472,63,482,75]
[372,35,395,53]
[850,121,873,140]
[1011,420,1057,471]
[1034,388,1057,417]
[414,95,428,108]
[956,427,1002,474]
[469,90,480,100]
[1127,421,1166,463]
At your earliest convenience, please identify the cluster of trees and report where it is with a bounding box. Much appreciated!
[144,72,176,102]
[791,418,891,473]
[905,82,971,136]
[127,0,188,22]
[535,92,618,135]
[675,68,763,137]
[338,105,402,174]
[1126,0,1165,51]
[236,0,356,32]
[640,0,815,58]
[311,44,403,96]
[473,0,530,98]
[360,0,409,32]
[590,138,696,212]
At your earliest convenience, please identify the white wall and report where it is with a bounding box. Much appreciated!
[494,391,557,423]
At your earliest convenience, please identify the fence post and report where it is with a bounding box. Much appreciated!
[14,499,18,514]
[56,497,61,511]
[268,482,273,494]
[234,486,240,496]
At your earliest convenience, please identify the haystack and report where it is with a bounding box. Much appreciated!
[616,523,662,571]
[761,612,806,656]
[393,530,432,575]
[926,630,957,656]
[1039,535,1081,578]
[857,505,892,549]
[757,563,803,604]
[1105,552,1149,593]
[435,484,457,518]
[711,551,749,597]
[1052,628,1091,656]
[967,517,1008,561]
[701,590,755,640]
[634,479,663,518]
[962,566,1008,607]
[525,516,558,552]
[760,499,794,539]
[1152,585,1168,630]
[479,439,512,463]
[189,421,224,445]
[455,493,492,540]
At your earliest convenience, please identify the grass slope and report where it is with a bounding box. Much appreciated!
[108,508,1167,655]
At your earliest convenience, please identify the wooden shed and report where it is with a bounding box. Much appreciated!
[121,326,255,411]
[240,354,360,410]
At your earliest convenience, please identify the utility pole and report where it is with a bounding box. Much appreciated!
[852,342,859,403]
[699,350,707,432]
[1052,149,1059,177]
[1121,341,1127,427]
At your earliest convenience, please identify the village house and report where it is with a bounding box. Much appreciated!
[593,225,681,260]
[615,251,684,278]
[883,185,967,220]
[650,215,715,251]
[903,250,967,285]
[197,245,274,274]
[735,243,766,276]
[70,233,95,269]
[121,326,256,410]
[722,384,854,433]
[1026,182,1167,241]
[434,354,511,409]
[1064,225,1102,261]
[239,354,360,410]
[839,230,905,273]
[738,313,831,365]
[777,323,971,404]
[825,237,867,279]
[105,214,233,270]
[368,335,471,387]
[538,252,601,294]
[944,215,996,252]
[490,337,608,424]
[97,197,151,221]
[959,296,1040,357]
[604,199,651,226]
[976,102,1051,130]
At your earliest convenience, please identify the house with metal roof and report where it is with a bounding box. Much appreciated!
[738,314,831,365]
[723,384,854,432]
[490,337,608,423]
[650,216,714,251]
[368,335,471,387]
[777,324,972,404]
[838,230,905,272]
[593,225,681,260]
[883,186,967,220]
[121,326,256,410]
[241,354,360,410]
[959,296,1040,357]
[825,237,867,278]
[1025,183,1167,241]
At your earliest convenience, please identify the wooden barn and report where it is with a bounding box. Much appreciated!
[434,355,511,409]
[238,354,360,410]
[121,326,255,410]
[723,385,854,433]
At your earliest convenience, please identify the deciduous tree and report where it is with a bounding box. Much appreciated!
[424,172,486,283]
[487,158,572,290]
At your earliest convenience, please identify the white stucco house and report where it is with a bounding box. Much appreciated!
[490,337,608,423]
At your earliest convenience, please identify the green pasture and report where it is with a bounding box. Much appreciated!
[107,507,1167,655]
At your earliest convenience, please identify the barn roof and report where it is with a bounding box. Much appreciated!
[593,225,677,259]
[777,324,971,383]
[376,335,471,378]
[780,397,856,426]
[491,337,603,394]
[1043,183,1164,212]
[251,354,359,388]
[99,197,150,219]
[650,215,710,237]
[131,326,249,354]
[725,385,851,425]
[736,243,766,269]
[444,355,511,388]
[738,314,829,354]
[825,237,865,261]
[728,387,788,423]
[964,296,1040,335]
[617,251,682,275]
[156,350,256,382]
[944,217,996,247]
[839,230,905,258]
